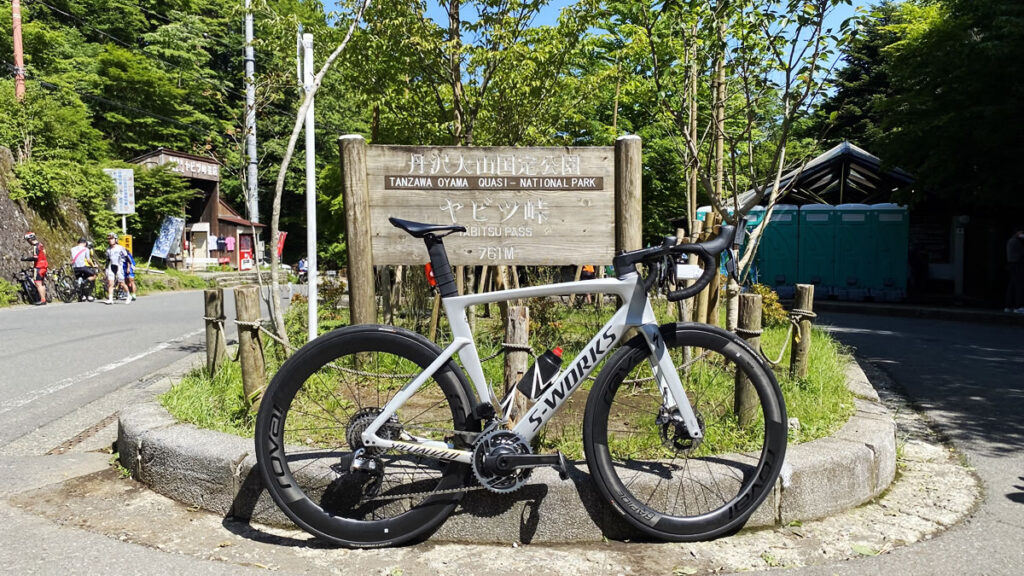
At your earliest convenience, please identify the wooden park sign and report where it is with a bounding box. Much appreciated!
[368,145,614,266]
[339,134,642,324]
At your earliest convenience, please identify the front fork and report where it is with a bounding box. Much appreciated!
[638,323,703,440]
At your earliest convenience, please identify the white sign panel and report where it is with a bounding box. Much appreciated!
[103,168,135,215]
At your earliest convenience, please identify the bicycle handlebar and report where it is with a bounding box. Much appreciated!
[612,224,737,302]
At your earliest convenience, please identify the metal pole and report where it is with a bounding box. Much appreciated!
[12,0,26,101]
[244,0,259,225]
[303,33,318,342]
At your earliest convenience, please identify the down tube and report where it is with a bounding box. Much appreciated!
[512,305,631,441]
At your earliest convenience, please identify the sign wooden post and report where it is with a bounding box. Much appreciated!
[615,135,643,253]
[340,135,376,327]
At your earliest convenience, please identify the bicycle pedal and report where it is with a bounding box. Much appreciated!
[556,452,571,481]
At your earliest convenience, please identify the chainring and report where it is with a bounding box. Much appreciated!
[471,429,532,494]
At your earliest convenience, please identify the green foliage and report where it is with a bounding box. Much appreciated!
[0,278,20,307]
[10,159,117,233]
[814,0,1024,210]
[161,362,256,437]
[749,283,789,328]
[0,81,107,163]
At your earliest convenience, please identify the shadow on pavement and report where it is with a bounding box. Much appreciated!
[821,314,1024,459]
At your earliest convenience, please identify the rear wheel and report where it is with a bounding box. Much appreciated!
[583,323,787,541]
[254,325,478,548]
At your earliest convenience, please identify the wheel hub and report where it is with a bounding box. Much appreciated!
[345,407,401,454]
[657,408,705,454]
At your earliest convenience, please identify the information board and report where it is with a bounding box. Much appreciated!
[103,168,136,215]
[366,146,616,266]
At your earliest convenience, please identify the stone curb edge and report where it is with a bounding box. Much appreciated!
[116,358,895,544]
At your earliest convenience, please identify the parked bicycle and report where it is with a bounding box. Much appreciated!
[255,218,787,548]
[12,269,43,304]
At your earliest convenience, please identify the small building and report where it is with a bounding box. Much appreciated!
[130,148,264,270]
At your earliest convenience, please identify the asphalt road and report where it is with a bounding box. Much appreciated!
[0,288,279,450]
[0,304,1021,574]
[782,311,1024,576]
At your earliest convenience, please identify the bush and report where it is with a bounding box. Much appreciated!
[749,283,789,327]
[0,278,19,307]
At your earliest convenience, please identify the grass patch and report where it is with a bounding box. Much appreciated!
[161,361,256,436]
[134,266,212,295]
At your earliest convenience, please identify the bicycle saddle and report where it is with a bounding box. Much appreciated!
[389,217,466,238]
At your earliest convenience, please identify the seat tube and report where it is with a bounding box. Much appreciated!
[424,235,459,298]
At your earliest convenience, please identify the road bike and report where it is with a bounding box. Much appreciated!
[52,263,96,303]
[254,217,787,548]
[13,269,42,304]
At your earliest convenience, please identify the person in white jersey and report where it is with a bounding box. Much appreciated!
[104,232,131,305]
[69,237,97,301]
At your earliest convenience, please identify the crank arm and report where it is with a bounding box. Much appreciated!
[494,452,571,480]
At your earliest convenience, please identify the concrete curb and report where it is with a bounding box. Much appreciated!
[117,359,895,544]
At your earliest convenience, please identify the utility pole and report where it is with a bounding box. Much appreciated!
[302,33,318,342]
[12,0,26,101]
[244,0,259,224]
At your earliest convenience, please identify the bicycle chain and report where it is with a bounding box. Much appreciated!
[358,422,498,503]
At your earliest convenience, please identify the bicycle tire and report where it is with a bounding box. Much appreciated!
[54,274,75,303]
[583,323,787,541]
[254,325,479,548]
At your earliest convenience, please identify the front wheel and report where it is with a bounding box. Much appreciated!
[583,323,787,541]
[54,274,76,303]
[254,325,479,548]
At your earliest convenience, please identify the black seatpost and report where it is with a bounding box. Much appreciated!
[424,234,459,298]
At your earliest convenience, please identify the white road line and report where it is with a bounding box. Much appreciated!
[0,328,205,415]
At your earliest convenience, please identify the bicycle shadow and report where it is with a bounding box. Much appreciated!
[221,459,645,547]
[1007,477,1024,505]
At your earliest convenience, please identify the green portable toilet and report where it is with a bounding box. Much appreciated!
[835,204,873,301]
[871,203,909,301]
[797,204,837,297]
[757,205,799,298]
[696,205,713,223]
[735,206,766,272]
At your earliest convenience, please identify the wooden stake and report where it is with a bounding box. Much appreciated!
[735,293,762,428]
[504,305,531,425]
[790,284,815,380]
[236,285,266,409]
[204,289,227,375]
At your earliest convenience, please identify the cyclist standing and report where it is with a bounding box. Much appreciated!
[122,248,138,301]
[70,237,97,302]
[20,232,48,306]
[104,232,131,305]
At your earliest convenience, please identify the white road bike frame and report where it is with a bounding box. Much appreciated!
[359,271,704,465]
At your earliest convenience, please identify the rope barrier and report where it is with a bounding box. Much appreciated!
[755,307,814,368]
